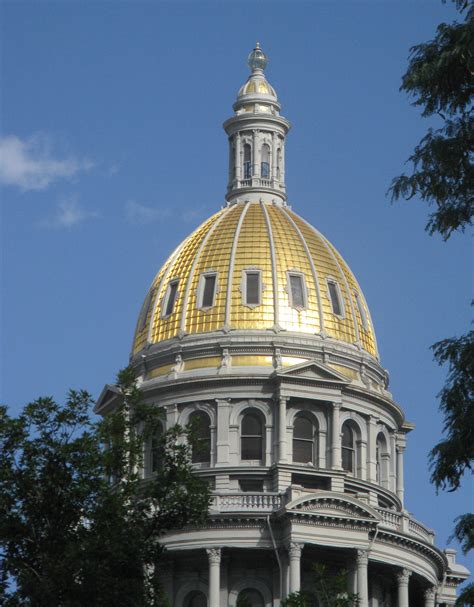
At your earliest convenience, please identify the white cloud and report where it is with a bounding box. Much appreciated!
[40,196,98,229]
[125,200,172,225]
[0,134,93,191]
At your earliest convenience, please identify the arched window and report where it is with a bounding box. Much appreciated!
[293,415,316,464]
[341,423,355,473]
[237,588,264,607]
[376,432,389,486]
[276,147,282,179]
[150,423,163,474]
[184,591,207,607]
[241,411,263,460]
[243,143,252,179]
[189,411,211,464]
[261,144,270,178]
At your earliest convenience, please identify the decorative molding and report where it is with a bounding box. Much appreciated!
[396,568,412,585]
[206,547,222,564]
[287,542,304,559]
[356,550,369,566]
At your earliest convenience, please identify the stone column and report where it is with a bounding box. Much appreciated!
[166,403,179,427]
[288,542,303,594]
[390,432,397,492]
[216,399,231,465]
[367,416,378,483]
[207,548,221,607]
[424,586,436,607]
[396,568,411,607]
[279,396,288,463]
[235,132,241,180]
[331,402,342,469]
[396,444,405,505]
[356,550,369,607]
[253,129,260,177]
[272,131,278,182]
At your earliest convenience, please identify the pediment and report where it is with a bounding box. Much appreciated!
[285,491,380,522]
[94,384,121,413]
[275,360,350,384]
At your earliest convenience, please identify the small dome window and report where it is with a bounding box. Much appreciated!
[242,269,262,307]
[288,272,307,310]
[354,290,369,331]
[241,411,263,460]
[198,272,217,309]
[243,143,252,179]
[261,143,270,178]
[137,286,156,332]
[189,411,211,464]
[293,414,316,464]
[327,279,344,317]
[162,279,179,318]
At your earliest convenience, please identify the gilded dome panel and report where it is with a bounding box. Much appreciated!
[132,201,379,360]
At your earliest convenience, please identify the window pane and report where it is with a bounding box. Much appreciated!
[328,281,342,316]
[246,272,260,305]
[242,413,262,436]
[242,437,262,460]
[293,439,313,463]
[138,287,155,331]
[294,416,313,439]
[244,144,251,162]
[202,274,216,307]
[290,274,305,308]
[261,161,270,178]
[342,424,353,447]
[261,145,270,163]
[165,281,179,316]
[342,447,353,472]
[355,291,368,330]
[239,479,264,492]
[190,412,211,463]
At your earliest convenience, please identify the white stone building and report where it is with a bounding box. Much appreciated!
[96,44,469,607]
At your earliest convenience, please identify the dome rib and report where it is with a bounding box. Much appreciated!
[260,201,279,328]
[224,202,250,328]
[280,206,325,334]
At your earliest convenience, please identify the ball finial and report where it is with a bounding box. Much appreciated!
[247,42,268,72]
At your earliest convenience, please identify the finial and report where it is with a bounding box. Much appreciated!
[247,42,268,72]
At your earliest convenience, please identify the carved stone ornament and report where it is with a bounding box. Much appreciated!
[206,547,222,564]
[396,568,412,585]
[356,550,368,566]
[287,542,303,559]
[424,587,436,601]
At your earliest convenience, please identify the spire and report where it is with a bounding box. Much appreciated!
[223,44,291,205]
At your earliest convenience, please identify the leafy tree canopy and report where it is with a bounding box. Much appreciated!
[0,367,211,606]
[389,0,473,240]
[282,563,358,607]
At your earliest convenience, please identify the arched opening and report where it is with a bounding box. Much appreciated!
[276,147,282,179]
[189,411,211,464]
[150,422,164,475]
[293,414,317,465]
[376,432,389,487]
[341,423,356,474]
[241,410,264,461]
[243,143,252,179]
[261,144,270,178]
[184,590,207,607]
[237,588,265,607]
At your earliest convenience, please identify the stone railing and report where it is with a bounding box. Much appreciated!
[376,508,434,544]
[210,492,282,513]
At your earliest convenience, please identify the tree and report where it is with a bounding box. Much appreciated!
[0,367,211,606]
[282,563,359,607]
[389,2,473,603]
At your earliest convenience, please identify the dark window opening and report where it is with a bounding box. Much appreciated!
[241,412,263,460]
[261,144,270,178]
[164,280,179,316]
[245,272,261,305]
[189,411,211,463]
[237,589,264,607]
[244,143,252,179]
[293,415,315,463]
[328,280,342,316]
[239,479,264,492]
[185,591,207,607]
[289,274,305,308]
[151,424,163,474]
[201,274,217,308]
[341,424,355,473]
[292,474,329,491]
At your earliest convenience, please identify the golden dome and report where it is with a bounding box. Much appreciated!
[132,201,378,359]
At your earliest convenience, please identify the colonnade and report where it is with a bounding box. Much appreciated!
[202,545,436,607]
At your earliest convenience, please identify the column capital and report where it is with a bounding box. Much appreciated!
[356,549,369,566]
[216,398,231,406]
[369,414,379,425]
[333,401,342,410]
[396,568,412,585]
[287,542,304,559]
[206,547,222,564]
[424,586,436,601]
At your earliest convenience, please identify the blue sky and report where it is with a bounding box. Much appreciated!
[1,1,471,566]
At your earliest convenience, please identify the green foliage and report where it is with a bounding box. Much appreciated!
[429,331,474,491]
[0,367,211,606]
[282,563,358,607]
[451,513,474,554]
[456,582,474,606]
[389,1,473,240]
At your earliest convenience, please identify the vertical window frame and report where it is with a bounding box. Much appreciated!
[354,290,369,331]
[240,411,264,462]
[161,278,180,318]
[292,414,316,465]
[241,268,263,309]
[327,278,345,318]
[197,271,218,311]
[287,270,308,311]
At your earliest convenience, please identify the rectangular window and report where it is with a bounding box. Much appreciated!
[164,280,179,317]
[261,162,270,178]
[354,291,368,330]
[138,286,155,331]
[245,271,261,305]
[328,280,342,316]
[289,273,306,309]
[239,479,264,492]
[200,274,217,308]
